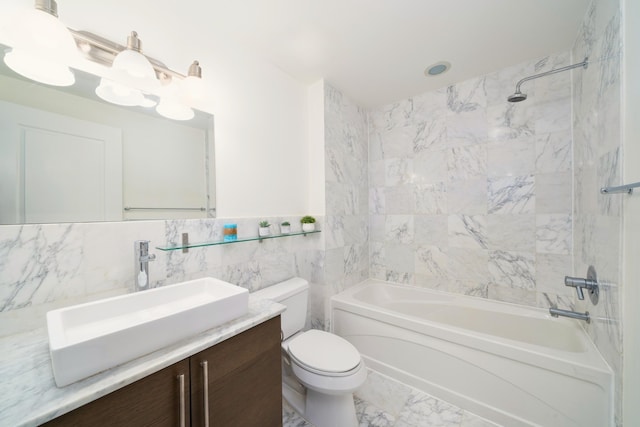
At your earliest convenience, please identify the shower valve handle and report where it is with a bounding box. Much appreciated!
[564,276,598,300]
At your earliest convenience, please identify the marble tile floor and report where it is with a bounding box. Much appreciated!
[282,374,499,427]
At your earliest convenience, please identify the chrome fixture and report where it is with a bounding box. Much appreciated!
[134,240,156,291]
[549,308,590,324]
[2,0,204,120]
[564,265,599,304]
[601,181,640,195]
[507,58,589,103]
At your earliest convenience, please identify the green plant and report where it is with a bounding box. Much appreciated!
[281,221,290,226]
[300,216,316,224]
[259,220,270,227]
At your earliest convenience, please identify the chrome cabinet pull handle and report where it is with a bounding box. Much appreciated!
[202,360,210,427]
[177,374,186,427]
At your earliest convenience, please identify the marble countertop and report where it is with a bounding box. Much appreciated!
[0,296,285,427]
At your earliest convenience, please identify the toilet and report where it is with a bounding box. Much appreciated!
[253,278,367,427]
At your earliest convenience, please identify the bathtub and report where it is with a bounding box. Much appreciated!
[330,279,612,427]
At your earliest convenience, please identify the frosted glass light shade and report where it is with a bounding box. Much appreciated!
[156,98,194,121]
[96,78,156,107]
[155,79,194,120]
[110,48,159,92]
[4,48,74,86]
[182,75,204,101]
[3,7,78,86]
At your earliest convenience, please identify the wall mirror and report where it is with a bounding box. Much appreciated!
[0,43,215,225]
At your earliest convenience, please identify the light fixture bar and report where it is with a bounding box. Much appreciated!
[69,29,187,82]
[35,0,58,17]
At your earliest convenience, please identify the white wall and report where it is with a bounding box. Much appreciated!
[0,0,311,218]
[307,79,326,214]
[623,0,640,423]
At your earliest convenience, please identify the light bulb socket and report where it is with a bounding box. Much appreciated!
[126,31,142,52]
[35,0,58,17]
[188,60,202,78]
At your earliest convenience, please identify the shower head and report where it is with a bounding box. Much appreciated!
[507,91,527,103]
[507,57,589,103]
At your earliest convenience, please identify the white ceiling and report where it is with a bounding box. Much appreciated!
[6,0,592,107]
[201,0,593,107]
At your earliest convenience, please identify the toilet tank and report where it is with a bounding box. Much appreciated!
[252,278,308,339]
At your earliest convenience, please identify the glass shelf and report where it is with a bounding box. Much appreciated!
[155,230,321,251]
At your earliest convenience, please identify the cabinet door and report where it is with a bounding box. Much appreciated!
[190,316,282,427]
[42,359,190,427]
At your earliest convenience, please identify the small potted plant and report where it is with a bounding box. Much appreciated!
[259,220,271,237]
[300,215,316,232]
[281,221,291,234]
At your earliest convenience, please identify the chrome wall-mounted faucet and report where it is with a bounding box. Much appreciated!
[134,240,156,291]
[564,265,599,304]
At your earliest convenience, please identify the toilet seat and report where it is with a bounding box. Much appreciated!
[287,330,361,377]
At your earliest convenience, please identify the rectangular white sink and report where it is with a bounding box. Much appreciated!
[47,277,249,387]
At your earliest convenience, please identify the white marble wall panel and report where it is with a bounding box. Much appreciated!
[536,214,572,254]
[447,179,487,214]
[414,183,447,214]
[319,83,369,329]
[535,130,572,174]
[487,139,535,177]
[447,146,487,181]
[487,175,535,214]
[535,172,572,214]
[414,149,448,183]
[486,214,535,252]
[414,215,448,247]
[448,215,487,249]
[369,50,574,309]
[0,216,325,336]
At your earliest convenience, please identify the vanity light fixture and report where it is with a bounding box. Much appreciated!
[2,0,79,86]
[2,0,204,119]
[95,31,159,107]
[183,60,204,101]
[155,61,202,120]
[77,29,203,116]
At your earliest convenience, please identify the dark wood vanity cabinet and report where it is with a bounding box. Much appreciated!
[42,359,191,427]
[41,316,281,427]
[190,315,282,427]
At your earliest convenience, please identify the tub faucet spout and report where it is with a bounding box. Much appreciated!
[549,308,590,323]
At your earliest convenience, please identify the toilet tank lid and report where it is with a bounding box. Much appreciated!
[252,277,309,302]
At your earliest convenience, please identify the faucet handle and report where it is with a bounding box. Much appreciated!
[564,269,599,304]
[564,276,587,300]
[140,253,156,263]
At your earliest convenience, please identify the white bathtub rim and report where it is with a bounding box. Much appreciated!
[335,308,613,427]
[331,280,612,377]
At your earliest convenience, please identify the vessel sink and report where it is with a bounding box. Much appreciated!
[47,277,249,387]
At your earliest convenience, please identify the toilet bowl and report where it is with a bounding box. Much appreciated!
[283,330,367,427]
[252,278,367,427]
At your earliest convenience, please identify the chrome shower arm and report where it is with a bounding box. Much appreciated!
[514,58,589,94]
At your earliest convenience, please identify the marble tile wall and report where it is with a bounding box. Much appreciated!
[572,0,623,424]
[368,52,574,308]
[0,216,324,337]
[316,83,370,329]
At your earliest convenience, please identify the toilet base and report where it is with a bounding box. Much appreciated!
[305,388,358,427]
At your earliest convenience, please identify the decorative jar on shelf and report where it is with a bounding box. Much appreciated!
[281,222,291,234]
[223,224,238,242]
